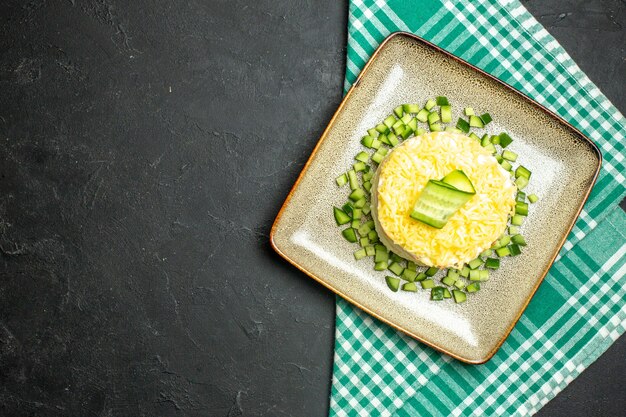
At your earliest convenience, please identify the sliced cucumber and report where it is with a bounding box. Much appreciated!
[441,170,475,193]
[410,180,475,229]
[334,207,351,225]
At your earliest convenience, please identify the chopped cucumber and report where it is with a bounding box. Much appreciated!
[342,203,353,216]
[334,207,351,225]
[515,165,531,179]
[421,279,435,289]
[466,282,481,293]
[416,108,429,122]
[388,262,404,276]
[429,123,443,132]
[443,288,452,298]
[363,181,372,192]
[445,127,463,133]
[371,138,381,149]
[511,234,527,246]
[528,194,539,203]
[509,244,522,256]
[374,247,388,263]
[349,188,365,202]
[402,269,418,282]
[511,214,525,226]
[365,246,375,257]
[342,228,358,242]
[515,176,529,190]
[353,198,366,209]
[348,170,359,190]
[352,208,362,220]
[374,261,387,271]
[464,107,474,116]
[442,275,457,286]
[441,105,452,123]
[436,96,449,106]
[431,286,445,301]
[500,160,512,171]
[491,135,501,145]
[354,249,367,260]
[407,118,418,132]
[351,219,360,229]
[480,113,492,125]
[495,246,511,257]
[394,105,405,118]
[499,133,513,147]
[427,112,440,125]
[367,230,378,242]
[456,118,470,133]
[469,115,484,128]
[407,261,417,271]
[453,290,467,303]
[509,225,520,235]
[361,135,374,148]
[404,103,420,114]
[481,135,491,147]
[502,150,518,161]
[367,128,378,137]
[460,266,470,277]
[468,258,483,269]
[386,276,400,292]
[336,173,348,187]
[402,282,418,292]
[424,99,436,111]
[485,258,500,269]
[425,267,439,277]
[353,161,367,172]
[516,192,526,203]
[454,280,466,290]
[359,237,369,247]
[415,273,427,282]
[355,151,369,163]
[375,123,389,134]
[387,133,399,146]
[469,132,480,141]
[515,202,529,216]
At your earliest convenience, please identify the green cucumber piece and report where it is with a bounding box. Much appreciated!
[374,247,389,263]
[499,133,513,147]
[354,249,367,260]
[359,237,369,247]
[365,246,375,257]
[441,170,476,193]
[353,161,367,172]
[453,290,467,303]
[480,113,492,125]
[485,258,500,269]
[388,262,404,276]
[515,176,529,190]
[403,103,420,114]
[410,180,475,229]
[334,207,351,225]
[468,258,483,269]
[469,115,484,128]
[464,107,474,116]
[336,173,348,187]
[515,165,531,179]
[407,118,418,132]
[456,118,470,133]
[425,267,439,277]
[416,108,429,122]
[511,214,525,226]
[466,282,481,293]
[528,194,539,203]
[431,286,445,301]
[355,151,369,163]
[442,275,457,286]
[502,150,518,161]
[349,188,365,202]
[375,123,389,134]
[443,288,452,298]
[374,261,388,271]
[511,234,527,246]
[407,261,417,271]
[509,244,522,256]
[367,128,378,137]
[385,276,400,292]
[424,99,436,111]
[429,123,443,132]
[342,228,358,243]
[495,246,511,257]
[394,105,405,118]
[402,282,418,292]
[500,160,512,171]
[390,252,403,263]
[436,96,449,106]
[445,127,462,133]
[454,280,466,290]
[440,105,452,123]
[427,112,440,125]
[361,135,374,148]
[515,202,529,216]
[402,269,418,282]
[348,170,359,190]
[421,279,435,289]
[353,198,366,209]
[415,273,427,282]
[460,266,470,277]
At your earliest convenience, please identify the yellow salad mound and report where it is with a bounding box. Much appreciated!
[371,132,516,269]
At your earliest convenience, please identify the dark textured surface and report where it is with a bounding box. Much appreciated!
[0,0,623,416]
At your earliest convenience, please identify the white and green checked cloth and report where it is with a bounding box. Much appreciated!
[329,0,626,416]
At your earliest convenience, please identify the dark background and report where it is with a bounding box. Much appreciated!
[0,0,624,416]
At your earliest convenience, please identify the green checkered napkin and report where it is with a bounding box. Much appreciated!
[330,0,626,416]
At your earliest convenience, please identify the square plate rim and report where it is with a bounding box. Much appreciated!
[270,31,602,364]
